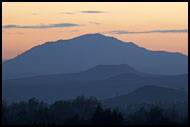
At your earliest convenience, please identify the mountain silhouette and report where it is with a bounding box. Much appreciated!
[2,33,188,80]
[102,85,188,106]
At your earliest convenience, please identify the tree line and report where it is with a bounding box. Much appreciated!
[2,96,188,125]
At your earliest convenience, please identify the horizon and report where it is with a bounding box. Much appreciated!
[2,33,188,61]
[2,2,188,59]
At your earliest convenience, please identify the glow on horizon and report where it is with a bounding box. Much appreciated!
[2,2,188,59]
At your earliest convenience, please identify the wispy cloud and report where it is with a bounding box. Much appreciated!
[3,23,83,29]
[89,22,101,25]
[107,29,188,34]
[2,32,24,35]
[71,30,80,32]
[16,32,24,34]
[81,11,106,13]
[60,12,75,15]
[57,30,80,33]
[32,13,38,15]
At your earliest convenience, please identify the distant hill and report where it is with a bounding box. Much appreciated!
[2,33,188,80]
[102,85,188,106]
[78,64,147,80]
[2,64,143,82]
[2,64,188,103]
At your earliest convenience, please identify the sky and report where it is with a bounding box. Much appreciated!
[2,2,188,59]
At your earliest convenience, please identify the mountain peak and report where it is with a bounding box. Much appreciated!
[82,64,138,74]
[82,33,105,37]
[71,33,106,40]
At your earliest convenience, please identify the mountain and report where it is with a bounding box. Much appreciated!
[2,64,188,103]
[2,64,143,83]
[2,59,7,63]
[102,85,188,106]
[107,73,188,89]
[78,64,147,80]
[2,33,188,80]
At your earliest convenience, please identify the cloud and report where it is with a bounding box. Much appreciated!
[107,29,188,34]
[89,22,101,25]
[81,11,106,13]
[16,32,24,34]
[3,32,24,35]
[60,12,75,14]
[3,23,82,29]
[32,13,38,15]
[71,30,80,32]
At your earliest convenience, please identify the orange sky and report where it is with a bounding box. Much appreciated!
[2,2,188,59]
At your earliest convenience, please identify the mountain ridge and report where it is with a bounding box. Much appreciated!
[4,33,187,63]
[3,33,188,80]
[102,85,188,106]
[4,33,187,62]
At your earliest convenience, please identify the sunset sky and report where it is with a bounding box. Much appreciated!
[2,2,188,60]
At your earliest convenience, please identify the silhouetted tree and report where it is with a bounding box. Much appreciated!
[64,114,83,125]
[127,107,147,124]
[2,97,187,125]
[2,100,9,125]
[146,106,169,125]
[91,104,124,125]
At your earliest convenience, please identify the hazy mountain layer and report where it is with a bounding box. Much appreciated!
[3,64,187,103]
[102,85,188,106]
